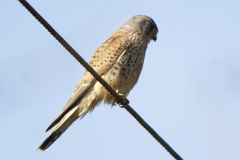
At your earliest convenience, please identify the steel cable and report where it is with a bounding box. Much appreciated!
[18,0,183,159]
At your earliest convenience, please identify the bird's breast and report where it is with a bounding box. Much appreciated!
[104,43,147,96]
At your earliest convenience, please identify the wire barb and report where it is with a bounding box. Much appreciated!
[18,0,183,159]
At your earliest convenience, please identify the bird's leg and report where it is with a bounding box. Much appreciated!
[111,93,129,108]
[118,94,129,108]
[111,89,129,107]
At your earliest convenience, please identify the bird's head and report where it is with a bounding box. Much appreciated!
[120,15,158,42]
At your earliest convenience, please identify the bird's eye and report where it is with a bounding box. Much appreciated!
[150,25,155,31]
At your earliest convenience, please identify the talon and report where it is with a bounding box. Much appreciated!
[111,97,117,106]
[118,94,129,108]
[111,93,129,108]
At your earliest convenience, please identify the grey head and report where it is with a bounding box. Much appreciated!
[120,15,158,41]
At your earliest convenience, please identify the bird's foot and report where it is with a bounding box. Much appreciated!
[119,94,129,108]
[111,94,129,108]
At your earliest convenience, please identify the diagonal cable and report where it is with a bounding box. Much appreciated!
[18,0,183,160]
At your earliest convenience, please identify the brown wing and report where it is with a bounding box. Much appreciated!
[45,35,129,132]
[80,35,130,83]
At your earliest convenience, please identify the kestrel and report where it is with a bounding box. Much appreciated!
[38,15,158,151]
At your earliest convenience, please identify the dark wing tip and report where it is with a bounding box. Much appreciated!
[45,121,58,132]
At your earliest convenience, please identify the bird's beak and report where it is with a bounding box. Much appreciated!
[152,36,157,41]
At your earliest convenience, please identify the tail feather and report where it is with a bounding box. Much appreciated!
[38,107,79,151]
[38,85,101,151]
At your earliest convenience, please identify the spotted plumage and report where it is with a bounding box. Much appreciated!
[38,15,158,151]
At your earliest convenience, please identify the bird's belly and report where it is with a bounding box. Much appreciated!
[99,51,145,103]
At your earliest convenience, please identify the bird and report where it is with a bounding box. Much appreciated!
[38,15,158,151]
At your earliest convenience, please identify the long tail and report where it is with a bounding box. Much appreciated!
[38,107,79,151]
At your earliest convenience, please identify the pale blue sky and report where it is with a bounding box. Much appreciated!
[1,0,240,160]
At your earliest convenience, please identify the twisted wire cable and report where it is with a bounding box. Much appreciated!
[18,1,183,159]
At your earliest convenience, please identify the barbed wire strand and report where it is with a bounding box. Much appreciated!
[18,0,183,159]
